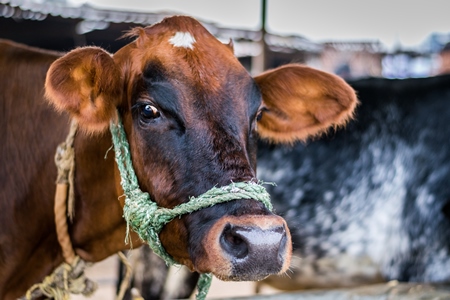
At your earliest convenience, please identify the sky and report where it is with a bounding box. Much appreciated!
[72,0,450,50]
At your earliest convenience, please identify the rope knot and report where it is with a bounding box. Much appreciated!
[54,143,74,184]
[24,256,97,300]
[54,121,77,185]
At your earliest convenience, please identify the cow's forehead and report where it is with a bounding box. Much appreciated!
[124,16,248,94]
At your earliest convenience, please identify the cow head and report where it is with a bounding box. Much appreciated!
[45,16,357,281]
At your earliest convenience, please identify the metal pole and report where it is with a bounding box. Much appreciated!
[261,0,267,70]
[252,0,267,74]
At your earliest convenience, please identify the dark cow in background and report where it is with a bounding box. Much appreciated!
[258,74,450,290]
[0,16,357,299]
[123,74,450,298]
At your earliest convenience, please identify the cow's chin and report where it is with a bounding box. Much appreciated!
[194,215,292,281]
[214,271,276,282]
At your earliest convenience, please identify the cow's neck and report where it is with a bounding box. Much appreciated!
[69,129,142,262]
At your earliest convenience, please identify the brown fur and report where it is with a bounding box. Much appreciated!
[0,40,66,299]
[0,16,357,299]
[0,40,140,300]
[255,64,358,144]
[45,47,122,133]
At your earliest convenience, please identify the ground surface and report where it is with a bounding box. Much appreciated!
[72,256,450,299]
[72,255,277,299]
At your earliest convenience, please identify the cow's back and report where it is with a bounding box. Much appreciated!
[0,40,69,297]
[257,75,450,287]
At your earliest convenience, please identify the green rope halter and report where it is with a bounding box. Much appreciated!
[109,112,274,300]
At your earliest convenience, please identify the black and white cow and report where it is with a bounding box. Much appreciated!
[258,73,450,290]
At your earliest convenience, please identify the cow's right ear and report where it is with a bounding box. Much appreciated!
[45,47,122,133]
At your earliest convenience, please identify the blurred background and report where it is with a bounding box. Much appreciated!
[1,0,450,79]
[2,1,450,299]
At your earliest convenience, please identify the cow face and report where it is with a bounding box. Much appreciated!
[45,16,357,281]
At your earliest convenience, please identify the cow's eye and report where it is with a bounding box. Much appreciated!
[141,104,160,120]
[256,107,267,122]
[256,111,263,122]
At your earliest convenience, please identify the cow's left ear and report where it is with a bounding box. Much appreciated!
[254,64,358,144]
[45,47,122,133]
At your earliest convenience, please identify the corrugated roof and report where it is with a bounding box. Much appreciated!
[1,0,385,56]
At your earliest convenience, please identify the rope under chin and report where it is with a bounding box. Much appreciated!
[110,112,275,300]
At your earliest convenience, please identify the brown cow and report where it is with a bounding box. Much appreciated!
[0,16,357,299]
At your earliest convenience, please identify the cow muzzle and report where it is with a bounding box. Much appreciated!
[196,214,292,281]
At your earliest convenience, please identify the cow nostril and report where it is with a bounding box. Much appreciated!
[220,224,249,259]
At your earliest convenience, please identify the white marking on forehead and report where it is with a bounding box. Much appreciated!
[169,31,196,49]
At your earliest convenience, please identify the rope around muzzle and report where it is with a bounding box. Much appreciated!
[110,112,275,300]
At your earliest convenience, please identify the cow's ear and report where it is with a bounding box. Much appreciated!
[45,47,122,133]
[254,64,358,144]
